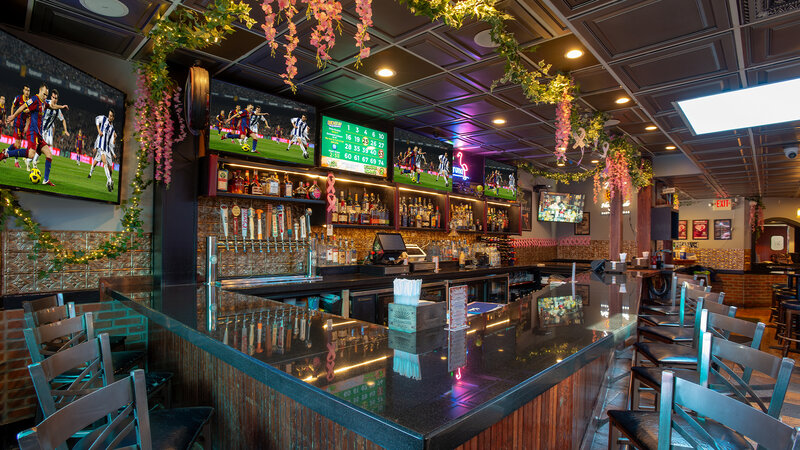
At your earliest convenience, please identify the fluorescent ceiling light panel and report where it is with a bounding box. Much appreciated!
[675,77,800,135]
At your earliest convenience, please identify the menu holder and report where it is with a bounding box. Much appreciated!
[446,284,469,331]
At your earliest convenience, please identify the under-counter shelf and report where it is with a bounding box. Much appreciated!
[332,224,394,230]
[214,192,326,204]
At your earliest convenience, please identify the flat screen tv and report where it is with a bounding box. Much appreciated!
[484,158,517,200]
[0,31,125,203]
[320,115,387,177]
[209,79,316,165]
[393,128,452,191]
[537,192,585,223]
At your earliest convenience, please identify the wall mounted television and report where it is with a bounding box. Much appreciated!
[484,158,517,200]
[537,192,585,223]
[393,128,452,192]
[320,115,387,177]
[0,30,125,204]
[209,79,316,166]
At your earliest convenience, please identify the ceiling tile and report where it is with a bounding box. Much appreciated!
[50,0,165,31]
[342,0,436,40]
[582,89,636,111]
[401,32,472,69]
[526,34,600,72]
[360,91,427,112]
[745,12,800,66]
[447,95,514,116]
[746,58,800,85]
[406,108,459,125]
[611,33,738,92]
[309,69,387,98]
[438,120,489,135]
[347,46,441,87]
[473,109,543,128]
[197,27,265,61]
[458,57,534,91]
[636,74,740,116]
[575,0,731,61]
[548,0,617,19]
[241,47,323,81]
[572,65,620,94]
[405,75,480,102]
[216,66,287,92]
[295,19,388,64]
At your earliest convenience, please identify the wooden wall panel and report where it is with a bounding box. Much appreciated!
[149,323,609,449]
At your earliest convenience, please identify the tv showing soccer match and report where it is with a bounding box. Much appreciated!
[208,80,316,165]
[320,115,387,177]
[538,295,584,326]
[537,192,585,223]
[393,128,452,192]
[0,31,124,203]
[483,158,517,200]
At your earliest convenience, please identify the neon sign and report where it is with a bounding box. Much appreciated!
[453,151,469,181]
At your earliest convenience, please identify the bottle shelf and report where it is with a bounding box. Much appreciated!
[399,226,446,231]
[332,224,394,230]
[215,192,326,205]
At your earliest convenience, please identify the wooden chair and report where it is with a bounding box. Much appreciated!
[24,314,143,375]
[630,328,792,414]
[27,335,210,448]
[18,369,153,450]
[608,370,800,450]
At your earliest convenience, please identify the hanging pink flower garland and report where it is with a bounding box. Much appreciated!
[261,0,373,90]
[133,71,186,186]
[593,150,631,203]
[554,87,572,165]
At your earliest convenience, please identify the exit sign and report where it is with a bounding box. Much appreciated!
[713,198,732,210]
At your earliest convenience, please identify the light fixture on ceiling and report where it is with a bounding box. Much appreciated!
[565,49,584,59]
[615,97,631,104]
[474,29,499,48]
[80,0,129,17]
[796,208,800,218]
[645,125,657,131]
[556,161,565,167]
[675,77,800,134]
[492,118,506,125]
[375,68,395,78]
[665,145,676,150]
[590,159,599,164]
[604,119,621,127]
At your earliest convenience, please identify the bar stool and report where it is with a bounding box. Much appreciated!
[779,302,800,357]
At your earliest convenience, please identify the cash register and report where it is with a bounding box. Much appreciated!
[361,232,410,275]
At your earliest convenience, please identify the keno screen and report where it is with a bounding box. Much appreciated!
[320,115,387,177]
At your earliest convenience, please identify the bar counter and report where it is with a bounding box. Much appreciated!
[102,267,647,449]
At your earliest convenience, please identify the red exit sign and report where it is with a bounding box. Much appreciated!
[713,198,732,210]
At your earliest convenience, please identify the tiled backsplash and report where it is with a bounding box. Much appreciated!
[557,240,637,261]
[1,231,152,295]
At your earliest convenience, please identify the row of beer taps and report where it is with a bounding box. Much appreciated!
[218,203,313,253]
[216,307,317,356]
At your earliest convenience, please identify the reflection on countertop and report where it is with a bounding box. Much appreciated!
[104,270,645,441]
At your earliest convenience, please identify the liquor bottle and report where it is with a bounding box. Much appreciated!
[308,180,322,200]
[331,191,339,223]
[400,198,406,227]
[251,170,263,195]
[268,172,280,196]
[284,173,293,198]
[324,236,332,265]
[339,191,347,224]
[344,239,351,265]
[361,192,370,225]
[244,171,252,195]
[415,198,422,228]
[370,196,378,226]
[350,240,358,264]
[294,181,307,199]
[338,237,346,265]
[433,205,440,229]
[217,165,229,192]
[351,193,359,224]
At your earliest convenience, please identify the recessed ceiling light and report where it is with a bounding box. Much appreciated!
[615,97,631,104]
[590,159,599,164]
[556,161,565,167]
[665,145,676,150]
[675,77,800,134]
[645,125,657,131]
[565,49,584,59]
[80,0,129,17]
[375,68,395,78]
[474,30,499,48]
[492,118,506,125]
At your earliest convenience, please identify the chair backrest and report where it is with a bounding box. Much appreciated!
[701,309,766,350]
[696,332,795,418]
[17,369,152,450]
[701,291,725,305]
[677,282,715,327]
[23,302,76,329]
[689,299,736,348]
[22,294,65,314]
[23,313,95,364]
[657,370,800,450]
[29,333,115,418]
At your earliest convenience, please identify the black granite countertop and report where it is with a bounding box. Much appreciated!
[105,268,647,449]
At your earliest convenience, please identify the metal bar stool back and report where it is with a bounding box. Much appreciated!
[17,369,153,450]
[23,313,95,364]
[24,303,76,329]
[22,293,65,314]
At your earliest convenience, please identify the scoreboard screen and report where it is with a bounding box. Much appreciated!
[320,116,388,177]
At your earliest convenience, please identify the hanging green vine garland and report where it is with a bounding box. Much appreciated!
[0,0,255,277]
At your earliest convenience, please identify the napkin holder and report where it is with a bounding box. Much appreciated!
[603,260,627,274]
[389,300,446,333]
[388,327,447,354]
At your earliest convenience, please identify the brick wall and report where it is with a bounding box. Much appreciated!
[714,272,786,307]
[1,230,152,295]
[0,301,148,425]
[515,245,558,265]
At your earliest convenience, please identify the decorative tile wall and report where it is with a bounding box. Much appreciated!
[557,240,637,261]
[0,301,148,425]
[1,231,152,295]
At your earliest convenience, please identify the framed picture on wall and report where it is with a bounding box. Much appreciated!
[677,220,688,240]
[520,188,533,231]
[575,212,590,235]
[692,219,709,240]
[714,219,732,240]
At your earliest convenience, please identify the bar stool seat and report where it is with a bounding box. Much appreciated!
[630,365,725,389]
[639,304,682,316]
[145,407,214,449]
[634,342,697,366]
[637,325,693,344]
[638,314,695,327]
[607,410,750,450]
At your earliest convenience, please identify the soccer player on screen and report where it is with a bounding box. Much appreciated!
[5,86,31,170]
[75,129,85,166]
[88,110,117,192]
[2,84,68,186]
[247,106,270,153]
[287,115,310,159]
[33,89,70,169]
[414,146,426,183]
[222,105,243,145]
[0,96,6,136]
[214,110,226,136]
[436,153,450,187]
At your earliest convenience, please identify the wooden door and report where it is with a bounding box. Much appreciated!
[756,225,789,262]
